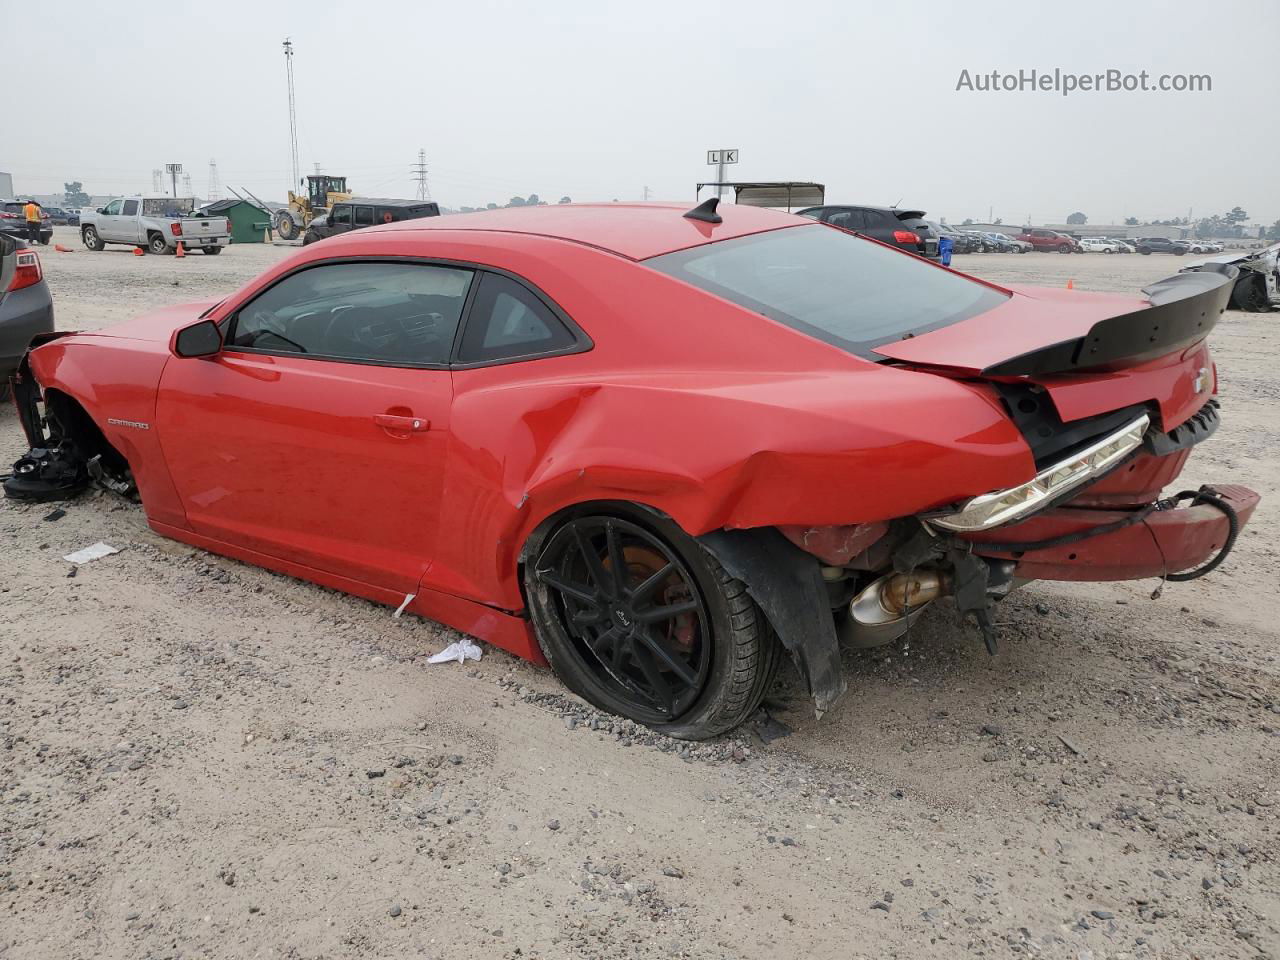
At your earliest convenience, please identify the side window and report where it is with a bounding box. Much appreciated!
[229,261,474,366]
[378,207,398,223]
[104,199,124,215]
[330,205,351,226]
[354,206,374,226]
[825,209,864,230]
[456,273,577,364]
[122,200,139,216]
[857,208,890,230]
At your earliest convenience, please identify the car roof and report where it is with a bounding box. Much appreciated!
[376,202,805,260]
[800,204,928,220]
[337,197,438,207]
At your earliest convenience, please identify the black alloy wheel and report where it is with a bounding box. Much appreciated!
[526,511,779,738]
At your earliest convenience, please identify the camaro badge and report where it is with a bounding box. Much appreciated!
[107,418,150,430]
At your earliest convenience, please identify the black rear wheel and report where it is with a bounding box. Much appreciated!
[526,511,778,739]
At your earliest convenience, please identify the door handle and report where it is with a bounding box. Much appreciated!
[374,413,430,433]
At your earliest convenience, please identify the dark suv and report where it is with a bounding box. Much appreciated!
[1017,228,1080,253]
[1135,236,1189,256]
[797,205,939,260]
[303,198,440,245]
[0,201,52,245]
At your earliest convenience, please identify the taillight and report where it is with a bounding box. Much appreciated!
[170,222,183,237]
[0,212,16,219]
[892,229,919,245]
[8,249,42,291]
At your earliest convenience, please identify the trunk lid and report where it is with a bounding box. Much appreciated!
[873,268,1235,430]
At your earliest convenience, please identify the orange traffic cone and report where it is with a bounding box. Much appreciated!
[1066,278,1074,290]
[54,243,72,253]
[133,246,144,256]
[175,242,186,258]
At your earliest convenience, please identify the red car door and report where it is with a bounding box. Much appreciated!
[155,260,475,596]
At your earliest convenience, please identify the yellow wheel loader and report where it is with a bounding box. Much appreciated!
[275,175,351,241]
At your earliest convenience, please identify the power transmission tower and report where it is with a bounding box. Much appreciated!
[642,185,652,201]
[283,39,300,193]
[151,169,163,192]
[207,159,220,201]
[412,149,430,201]
[182,173,193,196]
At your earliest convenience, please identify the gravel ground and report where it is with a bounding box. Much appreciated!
[1,228,1277,959]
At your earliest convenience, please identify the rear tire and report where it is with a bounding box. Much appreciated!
[81,226,104,251]
[526,509,780,740]
[147,233,169,255]
[201,246,222,255]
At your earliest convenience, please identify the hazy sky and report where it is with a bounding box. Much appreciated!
[6,0,1278,225]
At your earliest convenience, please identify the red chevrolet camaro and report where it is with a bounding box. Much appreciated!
[5,200,1258,738]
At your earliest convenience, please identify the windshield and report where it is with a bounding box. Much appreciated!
[646,224,1008,355]
[143,198,195,217]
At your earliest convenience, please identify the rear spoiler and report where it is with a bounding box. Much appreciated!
[982,265,1237,378]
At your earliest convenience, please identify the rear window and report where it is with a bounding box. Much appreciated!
[143,198,194,217]
[646,224,1008,355]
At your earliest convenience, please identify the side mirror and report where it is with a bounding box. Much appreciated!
[173,319,223,358]
[96,207,105,214]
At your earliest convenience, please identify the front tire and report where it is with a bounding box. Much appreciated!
[275,213,299,241]
[81,226,104,251]
[1231,275,1267,312]
[1058,243,1071,253]
[526,511,780,740]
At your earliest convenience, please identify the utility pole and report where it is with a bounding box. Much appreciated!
[412,149,430,201]
[283,39,300,194]
[207,159,220,201]
[642,185,651,201]
[165,163,183,198]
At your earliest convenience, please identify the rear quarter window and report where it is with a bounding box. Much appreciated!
[646,223,1008,356]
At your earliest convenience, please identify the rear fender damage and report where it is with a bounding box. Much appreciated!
[698,528,847,714]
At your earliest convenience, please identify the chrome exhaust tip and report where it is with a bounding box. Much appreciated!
[839,569,951,648]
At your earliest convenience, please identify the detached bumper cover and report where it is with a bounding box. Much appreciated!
[963,484,1259,581]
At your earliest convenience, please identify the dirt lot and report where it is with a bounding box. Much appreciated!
[2,228,1277,959]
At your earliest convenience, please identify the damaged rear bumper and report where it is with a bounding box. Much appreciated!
[962,484,1259,581]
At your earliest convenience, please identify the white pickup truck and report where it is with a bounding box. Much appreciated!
[80,197,231,255]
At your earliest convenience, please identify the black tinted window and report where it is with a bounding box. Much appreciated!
[456,273,577,363]
[354,206,374,226]
[824,208,865,230]
[648,224,1008,355]
[122,200,139,216]
[230,261,473,366]
[330,205,351,225]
